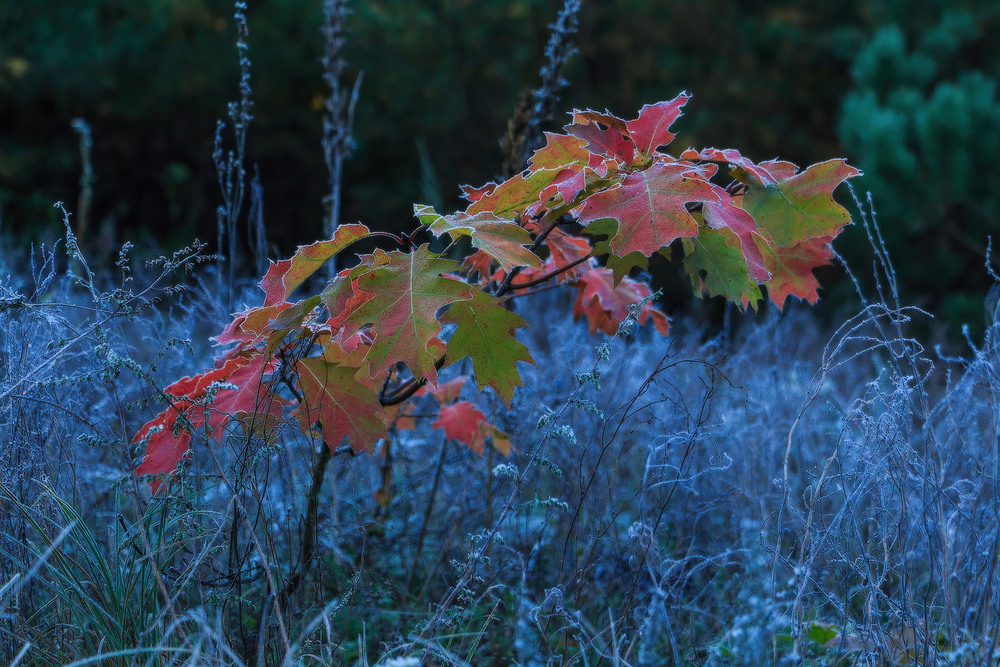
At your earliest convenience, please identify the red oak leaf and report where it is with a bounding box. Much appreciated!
[572,267,669,336]
[134,350,285,492]
[757,159,800,181]
[543,228,593,282]
[206,354,285,438]
[134,402,193,494]
[319,270,372,332]
[626,93,690,156]
[460,182,497,203]
[577,161,724,258]
[164,352,253,398]
[427,376,469,404]
[212,302,292,347]
[462,249,504,285]
[566,120,635,165]
[294,356,387,454]
[680,147,778,186]
[571,109,629,130]
[537,152,614,209]
[433,402,484,449]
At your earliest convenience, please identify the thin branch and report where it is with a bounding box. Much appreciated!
[508,252,593,290]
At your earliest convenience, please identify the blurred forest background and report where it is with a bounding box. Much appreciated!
[2,0,999,337]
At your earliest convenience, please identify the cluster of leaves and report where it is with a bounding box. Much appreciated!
[134,94,858,492]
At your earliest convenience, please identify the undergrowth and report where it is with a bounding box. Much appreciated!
[2,195,999,665]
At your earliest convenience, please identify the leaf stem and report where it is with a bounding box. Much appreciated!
[496,215,565,298]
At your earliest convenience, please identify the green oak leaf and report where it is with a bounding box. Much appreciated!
[681,225,763,309]
[413,204,541,272]
[741,159,860,247]
[340,245,472,384]
[441,288,534,406]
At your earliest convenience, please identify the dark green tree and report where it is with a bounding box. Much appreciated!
[837,7,1000,331]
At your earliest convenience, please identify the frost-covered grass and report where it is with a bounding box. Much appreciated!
[2,198,999,665]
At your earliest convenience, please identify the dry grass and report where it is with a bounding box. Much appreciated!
[1,192,999,665]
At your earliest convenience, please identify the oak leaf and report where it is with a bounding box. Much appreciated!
[577,161,724,257]
[761,236,836,308]
[294,355,387,454]
[528,132,590,171]
[466,168,560,219]
[702,201,769,283]
[134,403,193,494]
[626,93,690,156]
[259,223,370,306]
[681,224,764,308]
[441,289,534,406]
[566,113,635,165]
[414,204,541,272]
[572,267,669,336]
[340,245,472,384]
[740,159,861,246]
[432,401,512,455]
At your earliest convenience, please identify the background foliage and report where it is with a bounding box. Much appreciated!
[837,3,1000,328]
[2,0,998,332]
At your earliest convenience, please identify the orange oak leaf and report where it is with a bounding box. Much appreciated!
[294,355,387,454]
[761,236,836,308]
[461,249,505,285]
[384,402,418,431]
[212,302,295,347]
[259,223,370,306]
